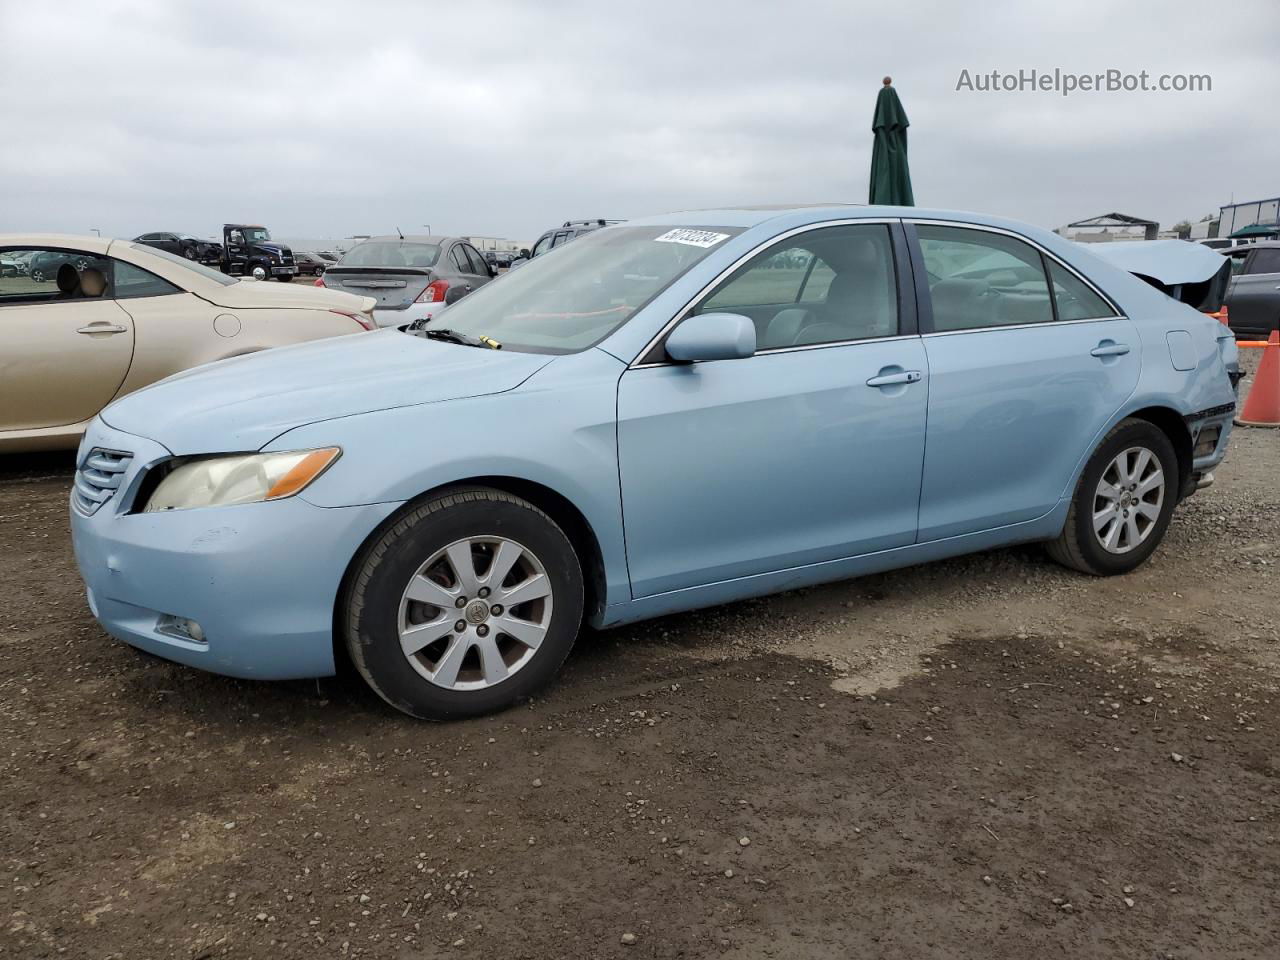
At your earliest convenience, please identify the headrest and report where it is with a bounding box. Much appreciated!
[56,263,79,293]
[79,268,107,297]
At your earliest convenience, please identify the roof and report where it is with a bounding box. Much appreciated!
[1229,224,1280,239]
[1223,239,1280,251]
[356,235,454,245]
[0,233,114,255]
[1063,212,1159,228]
[1221,196,1280,210]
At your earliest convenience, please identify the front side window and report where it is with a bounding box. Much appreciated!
[463,245,488,275]
[1247,248,1280,275]
[697,224,899,349]
[431,224,741,354]
[449,246,470,273]
[530,234,553,258]
[0,248,111,305]
[242,227,271,244]
[917,225,1053,331]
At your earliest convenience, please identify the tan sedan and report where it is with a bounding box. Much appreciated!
[0,234,377,452]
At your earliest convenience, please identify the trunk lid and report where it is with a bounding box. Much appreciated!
[324,268,433,311]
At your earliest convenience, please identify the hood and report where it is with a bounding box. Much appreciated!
[1085,239,1226,286]
[256,242,292,255]
[100,331,556,454]
[198,277,375,314]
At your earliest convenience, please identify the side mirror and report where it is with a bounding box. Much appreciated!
[444,284,468,305]
[665,312,756,363]
[519,248,531,259]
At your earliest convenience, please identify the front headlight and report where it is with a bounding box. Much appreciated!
[144,448,340,513]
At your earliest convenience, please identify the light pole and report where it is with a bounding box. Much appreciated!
[90,227,101,237]
[421,224,432,235]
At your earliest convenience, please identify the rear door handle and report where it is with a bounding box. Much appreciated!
[1090,342,1130,358]
[76,323,128,335]
[866,370,922,387]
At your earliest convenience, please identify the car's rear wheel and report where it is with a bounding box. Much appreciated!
[313,265,325,276]
[343,488,584,720]
[1046,418,1178,576]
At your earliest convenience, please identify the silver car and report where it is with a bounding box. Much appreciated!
[320,235,495,328]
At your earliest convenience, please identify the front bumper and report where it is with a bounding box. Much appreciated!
[70,420,401,680]
[272,264,298,276]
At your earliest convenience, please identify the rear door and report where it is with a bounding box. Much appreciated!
[910,222,1139,541]
[0,247,134,432]
[1225,247,1280,336]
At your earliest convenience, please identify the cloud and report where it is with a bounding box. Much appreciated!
[0,0,1275,244]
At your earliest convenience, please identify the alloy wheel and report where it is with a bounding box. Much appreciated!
[398,536,553,691]
[1093,446,1165,554]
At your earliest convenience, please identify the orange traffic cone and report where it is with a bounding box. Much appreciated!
[1236,331,1280,427]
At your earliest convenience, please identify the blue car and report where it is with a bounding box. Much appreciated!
[70,205,1240,719]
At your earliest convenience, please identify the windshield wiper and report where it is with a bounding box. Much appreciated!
[422,328,502,349]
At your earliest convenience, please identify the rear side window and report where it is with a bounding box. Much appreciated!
[917,226,1053,332]
[551,231,572,248]
[113,260,181,299]
[1046,260,1114,320]
[1247,249,1280,275]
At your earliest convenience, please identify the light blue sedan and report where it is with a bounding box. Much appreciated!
[70,206,1239,719]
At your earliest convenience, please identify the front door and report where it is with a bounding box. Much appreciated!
[617,222,928,598]
[1225,246,1280,336]
[910,223,1141,541]
[0,247,134,432]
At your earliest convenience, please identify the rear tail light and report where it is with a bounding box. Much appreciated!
[416,279,449,303]
[314,276,326,288]
[331,309,375,332]
[1206,304,1228,325]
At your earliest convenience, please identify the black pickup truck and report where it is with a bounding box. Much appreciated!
[219,224,297,281]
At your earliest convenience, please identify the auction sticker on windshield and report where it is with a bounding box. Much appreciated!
[654,229,730,248]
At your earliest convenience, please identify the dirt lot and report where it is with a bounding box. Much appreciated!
[2,354,1278,960]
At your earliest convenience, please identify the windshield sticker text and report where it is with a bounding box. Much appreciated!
[654,229,730,248]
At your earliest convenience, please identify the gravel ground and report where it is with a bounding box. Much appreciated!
[1,350,1277,959]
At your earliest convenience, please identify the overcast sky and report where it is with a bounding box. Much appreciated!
[1,0,1276,245]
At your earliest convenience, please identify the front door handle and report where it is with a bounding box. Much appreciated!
[76,323,128,336]
[866,369,922,388]
[1090,342,1130,358]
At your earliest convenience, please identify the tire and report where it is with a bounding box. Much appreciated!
[182,246,198,260]
[313,265,325,277]
[31,268,45,282]
[1046,418,1179,576]
[343,487,584,720]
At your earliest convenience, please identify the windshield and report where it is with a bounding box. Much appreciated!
[430,225,741,353]
[128,243,236,286]
[242,227,271,244]
[339,241,441,269]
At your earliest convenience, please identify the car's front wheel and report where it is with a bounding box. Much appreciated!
[1046,418,1178,576]
[343,488,584,720]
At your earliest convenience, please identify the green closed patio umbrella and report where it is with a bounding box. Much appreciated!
[869,76,914,206]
